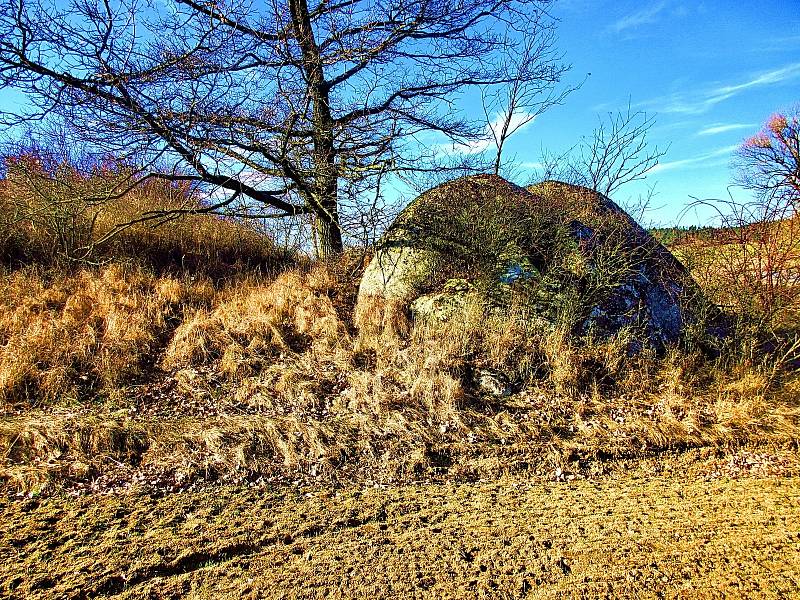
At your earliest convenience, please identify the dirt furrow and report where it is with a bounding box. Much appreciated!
[1,474,799,599]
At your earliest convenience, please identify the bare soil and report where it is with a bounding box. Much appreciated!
[2,469,799,599]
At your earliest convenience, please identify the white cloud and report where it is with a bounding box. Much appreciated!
[697,123,755,136]
[487,110,538,140]
[446,137,493,156]
[555,0,596,14]
[643,63,800,115]
[443,110,538,156]
[649,144,738,174]
[610,2,668,34]
[712,63,800,97]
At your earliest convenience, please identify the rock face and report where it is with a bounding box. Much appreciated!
[356,174,701,349]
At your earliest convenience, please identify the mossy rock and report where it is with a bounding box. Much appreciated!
[357,174,707,349]
[410,279,478,323]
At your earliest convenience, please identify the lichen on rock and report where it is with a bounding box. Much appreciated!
[356,174,711,351]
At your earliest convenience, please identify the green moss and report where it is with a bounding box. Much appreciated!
[382,176,579,307]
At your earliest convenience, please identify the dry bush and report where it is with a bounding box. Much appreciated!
[676,112,800,334]
[99,186,295,278]
[0,152,293,276]
[0,265,215,407]
[676,216,800,333]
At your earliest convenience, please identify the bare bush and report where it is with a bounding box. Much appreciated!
[680,194,799,331]
[481,31,575,176]
[574,104,667,197]
[0,148,291,274]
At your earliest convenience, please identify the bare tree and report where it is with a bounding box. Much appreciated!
[574,103,666,197]
[481,31,575,176]
[0,0,567,257]
[678,110,800,330]
[525,146,579,185]
[735,108,800,213]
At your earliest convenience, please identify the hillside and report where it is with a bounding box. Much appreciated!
[1,173,799,598]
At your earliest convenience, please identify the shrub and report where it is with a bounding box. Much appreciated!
[0,150,294,277]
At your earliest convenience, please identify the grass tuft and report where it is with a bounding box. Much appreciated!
[0,232,798,492]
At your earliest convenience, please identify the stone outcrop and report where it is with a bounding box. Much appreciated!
[356,174,704,349]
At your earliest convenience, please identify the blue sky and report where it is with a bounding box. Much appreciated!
[498,0,800,226]
[1,0,798,228]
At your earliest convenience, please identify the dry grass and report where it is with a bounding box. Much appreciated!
[0,265,217,407]
[0,411,150,491]
[96,188,295,277]
[163,266,349,378]
[2,158,795,493]
[1,261,798,493]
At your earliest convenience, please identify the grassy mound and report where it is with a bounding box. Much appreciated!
[1,261,797,494]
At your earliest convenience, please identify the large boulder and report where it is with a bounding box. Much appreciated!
[356,174,703,349]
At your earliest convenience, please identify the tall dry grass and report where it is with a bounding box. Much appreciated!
[0,156,796,491]
[149,269,798,483]
[1,258,798,492]
[163,266,350,378]
[0,412,150,491]
[0,265,217,407]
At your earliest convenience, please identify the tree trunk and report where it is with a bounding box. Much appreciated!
[311,161,343,258]
[312,178,343,258]
[290,0,343,259]
[314,205,344,258]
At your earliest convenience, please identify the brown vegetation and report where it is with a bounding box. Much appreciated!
[0,153,293,276]
[0,265,216,407]
[0,157,798,494]
[1,258,798,494]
